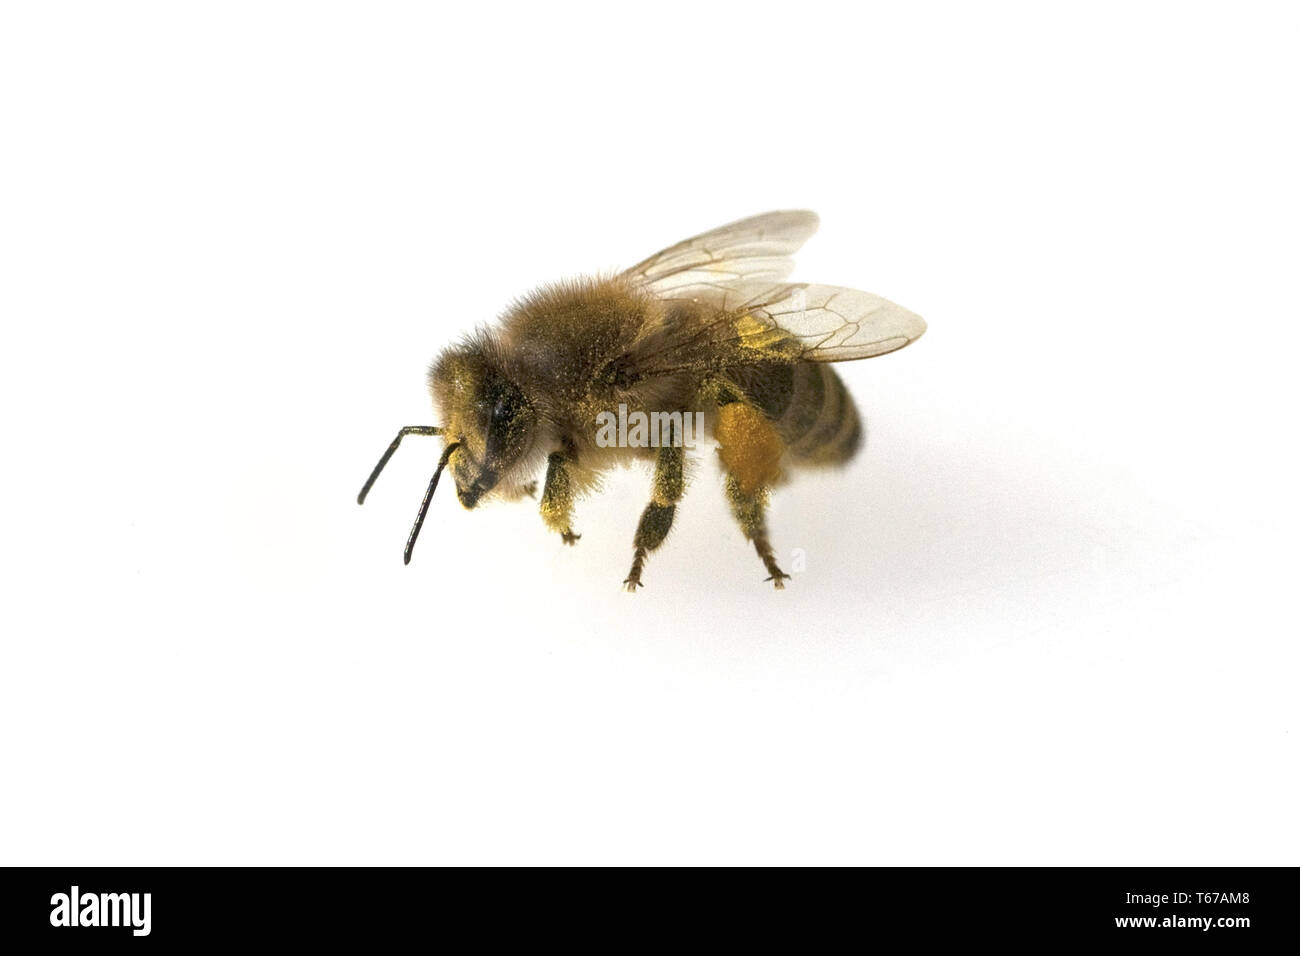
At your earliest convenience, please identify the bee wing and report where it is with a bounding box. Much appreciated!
[621,210,820,297]
[719,281,926,361]
[629,281,925,378]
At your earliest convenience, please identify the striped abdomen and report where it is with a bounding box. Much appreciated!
[725,361,863,466]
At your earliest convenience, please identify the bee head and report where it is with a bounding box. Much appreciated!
[428,337,537,509]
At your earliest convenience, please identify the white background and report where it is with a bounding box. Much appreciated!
[3,2,1297,865]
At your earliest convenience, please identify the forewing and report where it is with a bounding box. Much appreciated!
[621,210,819,298]
[627,281,926,379]
[724,281,927,361]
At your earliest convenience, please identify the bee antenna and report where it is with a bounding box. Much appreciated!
[357,426,443,505]
[404,441,461,566]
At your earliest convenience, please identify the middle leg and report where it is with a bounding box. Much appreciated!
[623,425,686,591]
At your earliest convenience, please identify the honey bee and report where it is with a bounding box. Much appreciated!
[358,211,925,589]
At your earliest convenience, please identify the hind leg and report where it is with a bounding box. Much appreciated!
[712,395,790,589]
[723,475,790,588]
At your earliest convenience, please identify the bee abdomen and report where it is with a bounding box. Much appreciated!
[779,362,863,465]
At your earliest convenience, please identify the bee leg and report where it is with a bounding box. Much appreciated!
[724,476,790,588]
[540,449,581,545]
[711,396,790,589]
[624,429,685,592]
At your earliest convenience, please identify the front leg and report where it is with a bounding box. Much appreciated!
[539,449,581,545]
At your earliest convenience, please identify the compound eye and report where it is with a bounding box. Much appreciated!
[491,397,513,426]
